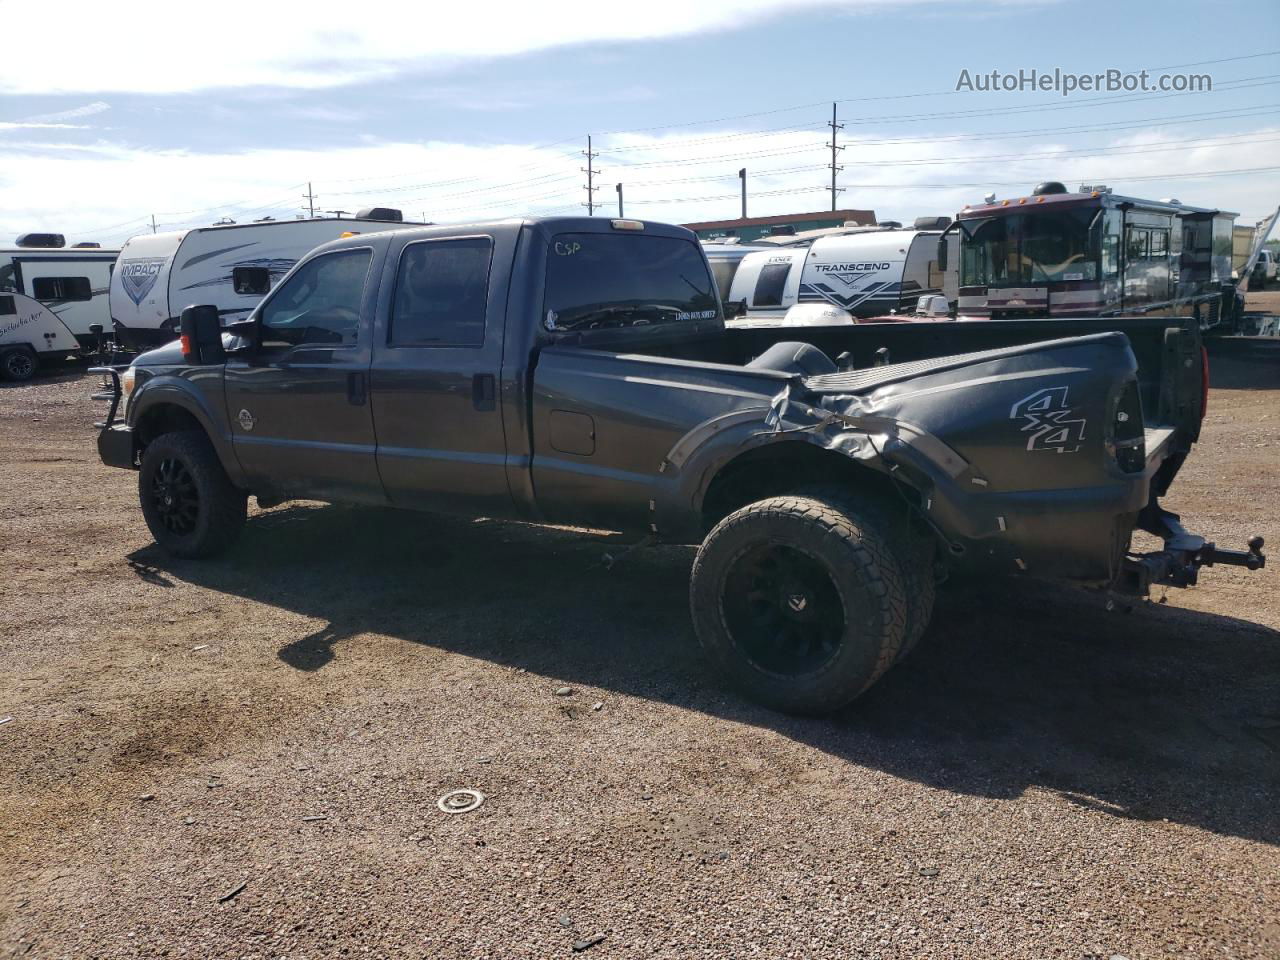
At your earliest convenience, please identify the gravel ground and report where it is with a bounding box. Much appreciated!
[1,308,1277,959]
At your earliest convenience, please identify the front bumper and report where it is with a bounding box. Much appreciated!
[90,365,137,470]
[98,424,136,469]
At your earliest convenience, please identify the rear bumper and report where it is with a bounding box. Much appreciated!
[98,424,136,469]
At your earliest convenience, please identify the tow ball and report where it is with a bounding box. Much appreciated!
[1199,535,1266,572]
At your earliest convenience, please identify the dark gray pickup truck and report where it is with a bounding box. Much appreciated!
[94,216,1264,712]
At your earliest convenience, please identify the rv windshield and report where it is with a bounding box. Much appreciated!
[960,208,1101,286]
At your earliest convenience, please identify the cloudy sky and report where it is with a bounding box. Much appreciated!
[0,0,1276,246]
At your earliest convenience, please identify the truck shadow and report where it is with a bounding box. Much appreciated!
[130,503,1280,846]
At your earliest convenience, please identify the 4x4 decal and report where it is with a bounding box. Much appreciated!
[1010,386,1086,453]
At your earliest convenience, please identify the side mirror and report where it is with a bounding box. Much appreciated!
[727,298,749,319]
[179,304,226,365]
[936,236,949,271]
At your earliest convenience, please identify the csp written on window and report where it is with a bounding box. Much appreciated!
[391,237,493,347]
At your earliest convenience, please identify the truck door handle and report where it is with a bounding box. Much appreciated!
[347,371,367,406]
[472,373,496,411]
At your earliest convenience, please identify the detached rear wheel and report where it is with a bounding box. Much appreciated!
[139,430,246,558]
[690,493,909,714]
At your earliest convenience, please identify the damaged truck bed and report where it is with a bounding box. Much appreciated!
[93,217,1264,713]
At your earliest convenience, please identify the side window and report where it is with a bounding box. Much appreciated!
[0,295,14,316]
[1126,228,1149,263]
[260,248,371,347]
[391,237,492,347]
[753,261,791,307]
[1150,229,1169,258]
[232,266,271,296]
[33,276,92,301]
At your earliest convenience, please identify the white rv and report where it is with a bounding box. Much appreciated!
[109,211,414,349]
[0,235,119,348]
[721,220,958,323]
[0,291,82,381]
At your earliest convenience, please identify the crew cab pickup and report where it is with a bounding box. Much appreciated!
[93,217,1265,713]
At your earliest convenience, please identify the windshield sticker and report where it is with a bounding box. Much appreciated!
[676,310,717,321]
[554,240,582,257]
[1010,386,1086,453]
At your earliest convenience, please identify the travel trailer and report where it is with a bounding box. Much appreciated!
[109,210,415,350]
[713,219,957,323]
[0,235,119,348]
[0,290,82,381]
[951,182,1240,326]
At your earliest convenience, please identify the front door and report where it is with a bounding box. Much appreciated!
[369,232,513,515]
[224,245,385,504]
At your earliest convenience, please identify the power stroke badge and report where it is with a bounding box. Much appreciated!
[119,258,166,306]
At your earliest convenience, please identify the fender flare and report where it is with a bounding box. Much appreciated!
[127,378,245,486]
[654,402,972,542]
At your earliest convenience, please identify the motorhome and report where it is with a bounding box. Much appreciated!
[109,210,415,350]
[952,182,1239,326]
[0,234,119,348]
[714,218,957,323]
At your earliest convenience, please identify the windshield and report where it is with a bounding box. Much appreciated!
[544,232,720,332]
[960,208,1100,286]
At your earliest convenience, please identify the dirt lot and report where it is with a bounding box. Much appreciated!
[1,310,1278,959]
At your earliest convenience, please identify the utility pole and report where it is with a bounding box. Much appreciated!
[581,135,600,215]
[301,182,318,219]
[738,168,747,219]
[827,102,845,213]
[616,183,624,217]
[150,214,157,234]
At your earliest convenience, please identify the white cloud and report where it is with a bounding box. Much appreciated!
[17,101,111,123]
[1,0,933,94]
[1,123,1276,247]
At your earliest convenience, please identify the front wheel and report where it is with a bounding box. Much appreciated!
[690,493,910,714]
[138,430,246,558]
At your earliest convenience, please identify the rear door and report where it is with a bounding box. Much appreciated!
[223,245,384,503]
[368,230,515,515]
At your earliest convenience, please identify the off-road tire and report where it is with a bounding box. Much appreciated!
[690,493,909,714]
[0,347,37,382]
[796,487,937,662]
[138,430,246,558]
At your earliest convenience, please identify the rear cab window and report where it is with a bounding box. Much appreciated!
[543,233,720,333]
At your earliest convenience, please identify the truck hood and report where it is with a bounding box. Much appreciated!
[131,331,242,367]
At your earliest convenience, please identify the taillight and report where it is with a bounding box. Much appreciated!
[1200,346,1210,421]
[1110,379,1145,473]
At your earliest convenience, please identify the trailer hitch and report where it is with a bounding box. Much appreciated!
[1117,501,1266,595]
